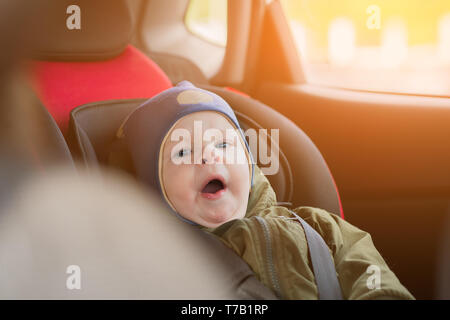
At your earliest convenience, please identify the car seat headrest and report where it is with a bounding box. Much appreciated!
[31,0,132,61]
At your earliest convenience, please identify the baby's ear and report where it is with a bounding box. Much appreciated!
[108,138,136,177]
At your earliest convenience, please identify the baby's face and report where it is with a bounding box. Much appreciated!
[160,111,251,228]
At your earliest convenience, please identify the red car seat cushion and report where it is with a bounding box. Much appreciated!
[30,45,172,134]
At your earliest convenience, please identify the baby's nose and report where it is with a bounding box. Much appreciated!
[201,154,221,164]
[201,145,222,164]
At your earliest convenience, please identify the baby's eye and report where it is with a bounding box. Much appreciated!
[175,148,191,158]
[215,142,228,149]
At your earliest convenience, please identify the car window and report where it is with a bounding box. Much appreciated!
[281,0,450,97]
[185,0,227,47]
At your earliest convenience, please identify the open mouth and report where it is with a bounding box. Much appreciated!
[200,176,227,200]
[201,179,225,194]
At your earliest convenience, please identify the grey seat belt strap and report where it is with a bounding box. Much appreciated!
[289,210,343,300]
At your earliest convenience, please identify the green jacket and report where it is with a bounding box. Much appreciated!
[204,166,414,300]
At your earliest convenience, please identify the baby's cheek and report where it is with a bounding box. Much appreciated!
[229,164,250,194]
[238,147,250,166]
[167,170,196,202]
[223,145,244,165]
[174,185,192,202]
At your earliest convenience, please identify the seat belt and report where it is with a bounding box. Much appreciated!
[289,210,343,300]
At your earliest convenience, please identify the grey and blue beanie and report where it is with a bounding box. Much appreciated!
[116,81,254,222]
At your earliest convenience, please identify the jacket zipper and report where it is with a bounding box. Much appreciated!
[255,216,282,298]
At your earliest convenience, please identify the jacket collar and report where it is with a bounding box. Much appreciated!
[245,165,277,218]
[200,165,277,234]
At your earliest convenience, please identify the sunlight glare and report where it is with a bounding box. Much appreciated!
[381,18,408,69]
[328,18,355,67]
[438,13,450,66]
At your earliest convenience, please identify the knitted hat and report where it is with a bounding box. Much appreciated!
[117,81,254,223]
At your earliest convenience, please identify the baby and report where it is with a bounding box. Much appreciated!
[112,81,414,300]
